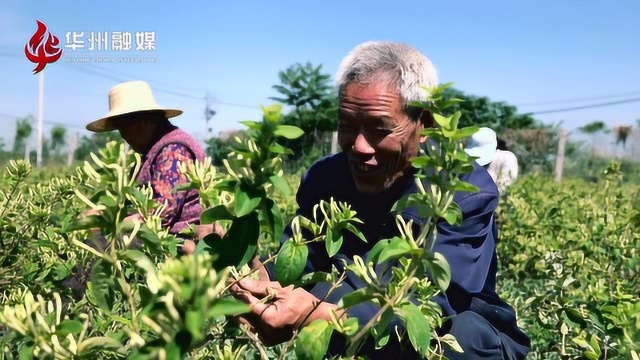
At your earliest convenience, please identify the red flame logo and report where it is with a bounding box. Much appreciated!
[24,20,63,74]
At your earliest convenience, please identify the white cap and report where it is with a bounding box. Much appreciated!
[465,127,497,166]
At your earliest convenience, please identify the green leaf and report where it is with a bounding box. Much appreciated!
[345,223,367,243]
[342,317,359,336]
[402,303,431,357]
[121,250,156,276]
[201,205,234,224]
[448,180,480,193]
[165,341,181,360]
[18,344,33,360]
[441,334,464,353]
[378,237,415,263]
[239,120,261,130]
[268,143,294,155]
[372,307,395,349]
[339,288,374,308]
[262,104,283,122]
[208,212,260,270]
[265,199,284,242]
[292,271,333,287]
[274,125,304,139]
[55,320,83,337]
[325,230,343,258]
[275,240,309,286]
[432,113,450,129]
[295,319,334,360]
[366,239,390,264]
[452,126,480,140]
[234,188,262,218]
[269,175,291,197]
[441,206,462,225]
[89,259,115,314]
[186,311,204,339]
[563,308,587,329]
[209,297,251,318]
[449,111,461,131]
[98,195,118,208]
[427,252,451,292]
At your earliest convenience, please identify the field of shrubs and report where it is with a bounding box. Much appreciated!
[0,101,638,360]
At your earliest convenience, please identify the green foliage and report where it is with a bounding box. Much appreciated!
[269,62,338,167]
[74,132,125,161]
[439,87,541,132]
[497,164,640,359]
[2,82,639,360]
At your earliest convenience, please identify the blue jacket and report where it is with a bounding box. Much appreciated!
[267,151,530,358]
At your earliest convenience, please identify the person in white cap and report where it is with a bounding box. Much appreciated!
[85,80,220,254]
[465,127,518,194]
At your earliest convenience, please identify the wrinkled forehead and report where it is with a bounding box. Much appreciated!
[338,87,424,127]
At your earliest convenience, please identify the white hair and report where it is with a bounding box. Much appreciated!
[335,41,438,110]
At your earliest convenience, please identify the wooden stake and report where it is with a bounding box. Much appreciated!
[555,129,567,182]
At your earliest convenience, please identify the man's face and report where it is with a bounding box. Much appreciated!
[338,82,427,194]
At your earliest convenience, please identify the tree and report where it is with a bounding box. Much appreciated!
[13,116,33,157]
[578,120,607,172]
[50,125,67,156]
[204,130,246,167]
[269,62,338,166]
[579,121,607,154]
[440,88,540,132]
[74,132,125,161]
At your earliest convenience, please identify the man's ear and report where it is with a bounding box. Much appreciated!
[418,110,434,143]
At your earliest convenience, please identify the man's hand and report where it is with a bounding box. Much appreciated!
[123,213,144,223]
[231,278,339,346]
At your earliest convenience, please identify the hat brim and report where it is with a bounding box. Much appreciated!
[465,146,496,166]
[86,107,183,132]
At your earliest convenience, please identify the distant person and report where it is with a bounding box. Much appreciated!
[465,127,498,170]
[465,128,518,194]
[85,80,218,253]
[489,138,519,194]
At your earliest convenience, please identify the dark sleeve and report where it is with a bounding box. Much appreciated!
[431,191,500,316]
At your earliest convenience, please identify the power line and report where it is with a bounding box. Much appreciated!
[2,50,261,109]
[526,97,640,115]
[517,90,640,107]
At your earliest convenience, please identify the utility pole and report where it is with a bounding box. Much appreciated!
[36,71,44,168]
[204,93,216,139]
[555,128,567,182]
[67,131,78,167]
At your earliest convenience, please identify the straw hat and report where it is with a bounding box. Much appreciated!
[465,127,497,166]
[86,80,183,132]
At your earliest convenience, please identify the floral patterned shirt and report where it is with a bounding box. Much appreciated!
[149,143,194,227]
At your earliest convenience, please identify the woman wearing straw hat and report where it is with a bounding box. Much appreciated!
[85,80,217,254]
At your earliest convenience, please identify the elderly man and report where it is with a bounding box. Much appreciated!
[233,42,530,359]
[85,80,214,253]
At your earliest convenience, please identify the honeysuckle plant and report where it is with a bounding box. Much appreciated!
[2,85,639,360]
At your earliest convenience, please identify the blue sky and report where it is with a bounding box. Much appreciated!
[1,0,639,150]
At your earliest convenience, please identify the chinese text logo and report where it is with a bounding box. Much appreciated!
[24,20,63,75]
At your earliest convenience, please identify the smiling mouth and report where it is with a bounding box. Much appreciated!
[352,162,381,175]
